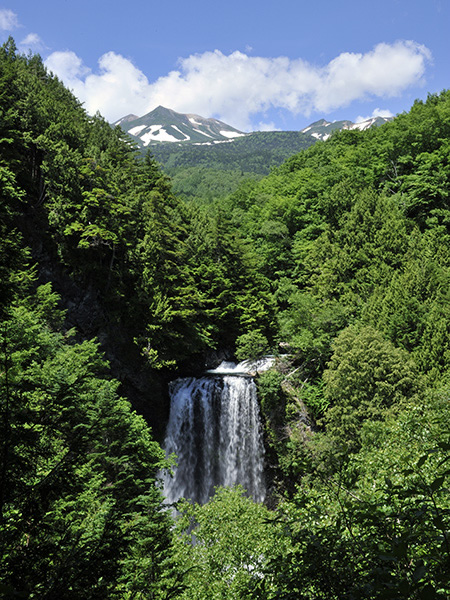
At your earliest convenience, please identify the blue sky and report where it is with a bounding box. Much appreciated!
[2,0,449,131]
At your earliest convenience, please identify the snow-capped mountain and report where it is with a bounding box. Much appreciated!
[301,116,392,141]
[114,107,393,149]
[113,106,247,147]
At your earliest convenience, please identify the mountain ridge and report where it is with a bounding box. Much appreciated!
[113,105,247,146]
[114,107,393,201]
[114,106,393,148]
[301,116,393,141]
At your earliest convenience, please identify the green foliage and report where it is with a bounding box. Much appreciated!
[298,378,329,418]
[259,389,450,600]
[153,130,315,173]
[0,40,278,369]
[0,288,174,598]
[173,486,286,600]
[278,293,351,376]
[167,166,263,203]
[0,165,31,312]
[257,369,285,414]
[322,324,420,450]
[363,227,450,381]
[1,39,450,600]
[235,330,270,361]
[145,130,317,204]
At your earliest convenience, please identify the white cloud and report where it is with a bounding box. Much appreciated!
[372,108,395,118]
[355,107,395,123]
[312,41,432,113]
[45,50,91,90]
[19,33,46,52]
[0,8,19,30]
[256,121,280,131]
[45,41,431,130]
[46,50,151,119]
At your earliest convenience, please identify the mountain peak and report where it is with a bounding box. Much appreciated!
[149,105,178,116]
[116,107,247,147]
[113,113,139,127]
[301,115,392,141]
[115,107,393,148]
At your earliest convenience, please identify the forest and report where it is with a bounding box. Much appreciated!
[150,130,315,202]
[0,38,449,599]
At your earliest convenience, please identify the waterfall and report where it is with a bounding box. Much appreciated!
[162,363,267,505]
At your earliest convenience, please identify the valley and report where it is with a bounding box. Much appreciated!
[115,106,392,201]
[0,39,448,599]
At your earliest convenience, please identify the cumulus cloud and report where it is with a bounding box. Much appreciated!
[257,122,280,131]
[355,107,395,123]
[45,41,431,130]
[46,50,151,119]
[0,8,19,30]
[19,33,46,52]
[372,108,395,118]
[46,50,89,80]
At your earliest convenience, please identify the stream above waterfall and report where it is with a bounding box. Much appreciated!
[162,359,271,505]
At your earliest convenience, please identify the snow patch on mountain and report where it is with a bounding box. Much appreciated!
[140,125,183,144]
[114,106,247,147]
[128,125,146,136]
[219,130,246,138]
[302,115,392,141]
[197,130,213,138]
[352,121,372,131]
[114,106,392,148]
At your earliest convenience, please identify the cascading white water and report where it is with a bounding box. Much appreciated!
[162,364,267,505]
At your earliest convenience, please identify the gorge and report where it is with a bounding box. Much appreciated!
[1,42,449,598]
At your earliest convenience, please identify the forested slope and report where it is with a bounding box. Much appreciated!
[0,39,272,597]
[169,87,450,599]
[1,37,449,599]
[0,39,186,598]
[152,130,315,173]
[209,87,450,599]
[151,130,316,202]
